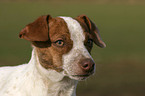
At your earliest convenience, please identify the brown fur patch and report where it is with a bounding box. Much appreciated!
[75,15,106,48]
[34,17,73,72]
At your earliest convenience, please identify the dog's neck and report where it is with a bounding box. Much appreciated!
[27,48,78,96]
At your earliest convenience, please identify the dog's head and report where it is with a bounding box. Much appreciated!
[19,15,106,81]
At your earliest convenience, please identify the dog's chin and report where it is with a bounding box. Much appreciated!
[63,70,94,81]
[69,75,90,81]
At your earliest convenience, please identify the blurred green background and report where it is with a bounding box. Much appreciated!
[0,0,145,96]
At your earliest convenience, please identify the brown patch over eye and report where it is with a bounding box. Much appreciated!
[86,39,93,47]
[85,38,93,53]
[75,15,106,48]
[33,17,73,72]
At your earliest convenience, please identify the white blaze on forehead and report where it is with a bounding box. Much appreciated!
[60,17,85,47]
[60,16,93,77]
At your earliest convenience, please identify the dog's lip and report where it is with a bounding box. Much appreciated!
[71,71,94,77]
[72,74,90,77]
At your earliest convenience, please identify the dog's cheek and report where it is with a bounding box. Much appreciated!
[52,54,63,67]
[46,48,64,72]
[36,48,53,69]
[62,49,80,75]
[50,41,73,67]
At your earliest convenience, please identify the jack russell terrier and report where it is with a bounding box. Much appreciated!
[0,14,106,96]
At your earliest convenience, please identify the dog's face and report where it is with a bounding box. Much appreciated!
[19,15,106,81]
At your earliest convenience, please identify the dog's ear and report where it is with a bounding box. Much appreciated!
[76,15,106,48]
[19,15,52,41]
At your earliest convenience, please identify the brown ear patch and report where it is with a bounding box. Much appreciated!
[19,15,52,41]
[75,15,106,48]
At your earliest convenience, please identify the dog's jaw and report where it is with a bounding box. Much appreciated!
[60,17,95,80]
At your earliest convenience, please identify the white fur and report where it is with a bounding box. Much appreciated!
[60,17,94,80]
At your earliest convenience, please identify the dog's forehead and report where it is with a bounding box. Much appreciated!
[59,17,85,45]
[48,17,70,38]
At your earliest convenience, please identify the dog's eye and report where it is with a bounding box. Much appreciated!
[54,40,64,47]
[85,39,93,52]
[87,39,93,46]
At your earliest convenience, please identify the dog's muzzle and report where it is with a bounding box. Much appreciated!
[71,58,95,80]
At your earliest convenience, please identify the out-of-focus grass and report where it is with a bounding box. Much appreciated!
[0,1,145,96]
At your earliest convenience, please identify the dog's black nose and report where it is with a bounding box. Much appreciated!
[79,58,95,73]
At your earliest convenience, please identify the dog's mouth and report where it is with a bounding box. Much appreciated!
[72,74,90,77]
[71,72,94,80]
[71,75,90,81]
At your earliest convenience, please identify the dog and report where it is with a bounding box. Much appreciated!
[0,14,106,96]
